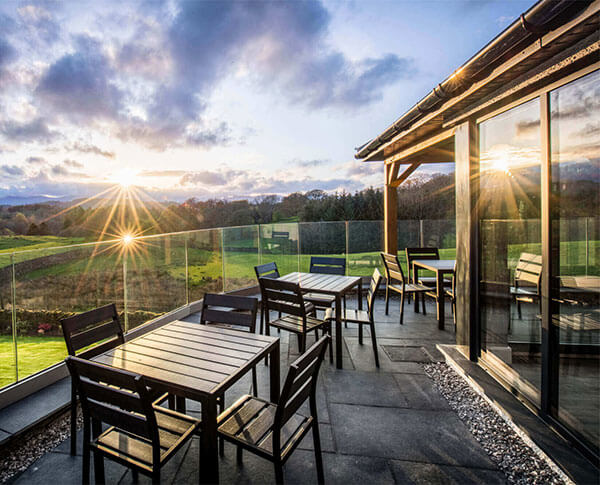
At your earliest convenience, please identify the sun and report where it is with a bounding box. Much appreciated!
[111,168,138,188]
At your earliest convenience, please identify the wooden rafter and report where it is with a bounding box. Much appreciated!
[384,128,455,165]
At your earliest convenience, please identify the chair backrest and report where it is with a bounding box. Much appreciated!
[255,262,280,280]
[274,335,330,452]
[367,268,383,317]
[200,293,258,333]
[259,277,307,321]
[309,256,346,275]
[66,356,159,458]
[405,247,440,269]
[380,252,406,285]
[60,304,124,359]
[514,253,542,289]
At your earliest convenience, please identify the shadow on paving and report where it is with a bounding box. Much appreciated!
[10,296,507,485]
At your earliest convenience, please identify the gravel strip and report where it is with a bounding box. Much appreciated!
[0,409,82,484]
[423,362,569,485]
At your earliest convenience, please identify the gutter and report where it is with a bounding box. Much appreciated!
[355,0,592,160]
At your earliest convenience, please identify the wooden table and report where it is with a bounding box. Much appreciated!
[278,272,362,369]
[93,320,280,484]
[412,259,455,330]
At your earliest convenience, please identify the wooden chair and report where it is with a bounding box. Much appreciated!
[259,277,332,361]
[60,304,162,456]
[65,356,200,485]
[200,293,259,397]
[510,252,542,319]
[326,268,382,366]
[381,252,430,325]
[255,262,280,334]
[218,335,330,484]
[306,256,345,321]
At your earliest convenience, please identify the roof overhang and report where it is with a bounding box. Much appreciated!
[358,0,599,163]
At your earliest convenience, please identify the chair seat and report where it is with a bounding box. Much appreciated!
[268,314,327,334]
[218,395,311,458]
[324,307,369,324]
[304,293,336,308]
[94,406,200,471]
[417,276,452,286]
[389,283,430,293]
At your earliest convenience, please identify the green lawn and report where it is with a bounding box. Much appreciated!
[0,336,67,389]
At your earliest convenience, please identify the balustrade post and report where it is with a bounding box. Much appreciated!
[11,253,17,382]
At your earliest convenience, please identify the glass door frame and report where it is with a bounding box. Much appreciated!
[473,63,600,462]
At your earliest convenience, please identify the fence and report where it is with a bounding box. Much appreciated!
[0,219,458,390]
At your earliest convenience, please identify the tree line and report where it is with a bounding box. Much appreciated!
[0,173,456,239]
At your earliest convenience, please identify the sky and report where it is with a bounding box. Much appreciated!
[0,0,535,203]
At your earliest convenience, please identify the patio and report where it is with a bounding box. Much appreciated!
[6,295,514,485]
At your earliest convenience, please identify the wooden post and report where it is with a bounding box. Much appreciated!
[384,162,398,254]
[454,121,478,360]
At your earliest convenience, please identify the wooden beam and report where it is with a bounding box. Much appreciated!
[388,161,400,185]
[390,162,421,188]
[384,128,456,165]
[384,164,398,254]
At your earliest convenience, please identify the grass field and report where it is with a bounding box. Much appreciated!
[0,336,67,389]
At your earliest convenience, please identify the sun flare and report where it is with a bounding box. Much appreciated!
[111,168,138,188]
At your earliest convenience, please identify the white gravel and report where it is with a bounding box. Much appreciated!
[0,409,82,484]
[424,362,569,485]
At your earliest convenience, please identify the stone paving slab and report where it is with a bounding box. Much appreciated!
[393,373,451,410]
[329,403,497,469]
[389,460,507,484]
[324,370,407,407]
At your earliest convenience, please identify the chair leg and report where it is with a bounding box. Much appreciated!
[274,460,284,484]
[151,470,160,485]
[219,397,225,456]
[400,291,405,325]
[176,396,186,413]
[358,322,363,345]
[265,324,271,365]
[251,367,258,397]
[237,446,243,464]
[370,322,380,367]
[132,469,139,483]
[82,420,90,485]
[299,334,306,354]
[421,293,426,315]
[385,285,389,315]
[168,394,176,410]
[70,385,77,456]
[312,423,325,485]
[259,304,264,335]
[517,300,522,319]
[328,324,333,363]
[343,295,347,328]
[93,450,105,485]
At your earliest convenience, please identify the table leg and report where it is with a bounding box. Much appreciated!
[436,270,445,330]
[413,264,420,313]
[335,294,343,369]
[269,342,280,403]
[199,397,219,484]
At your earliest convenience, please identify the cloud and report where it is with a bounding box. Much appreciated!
[26,156,46,164]
[140,170,188,177]
[63,159,83,168]
[180,171,230,186]
[17,5,60,44]
[36,35,123,121]
[0,117,60,143]
[516,118,540,137]
[66,142,115,158]
[1,164,24,177]
[294,159,329,168]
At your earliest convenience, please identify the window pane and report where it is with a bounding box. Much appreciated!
[479,98,542,404]
[551,70,600,450]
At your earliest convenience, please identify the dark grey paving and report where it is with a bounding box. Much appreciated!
[393,373,451,410]
[0,377,70,435]
[389,460,507,485]
[9,449,127,485]
[324,370,407,407]
[329,403,497,469]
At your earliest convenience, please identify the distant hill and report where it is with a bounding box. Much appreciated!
[0,195,67,206]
